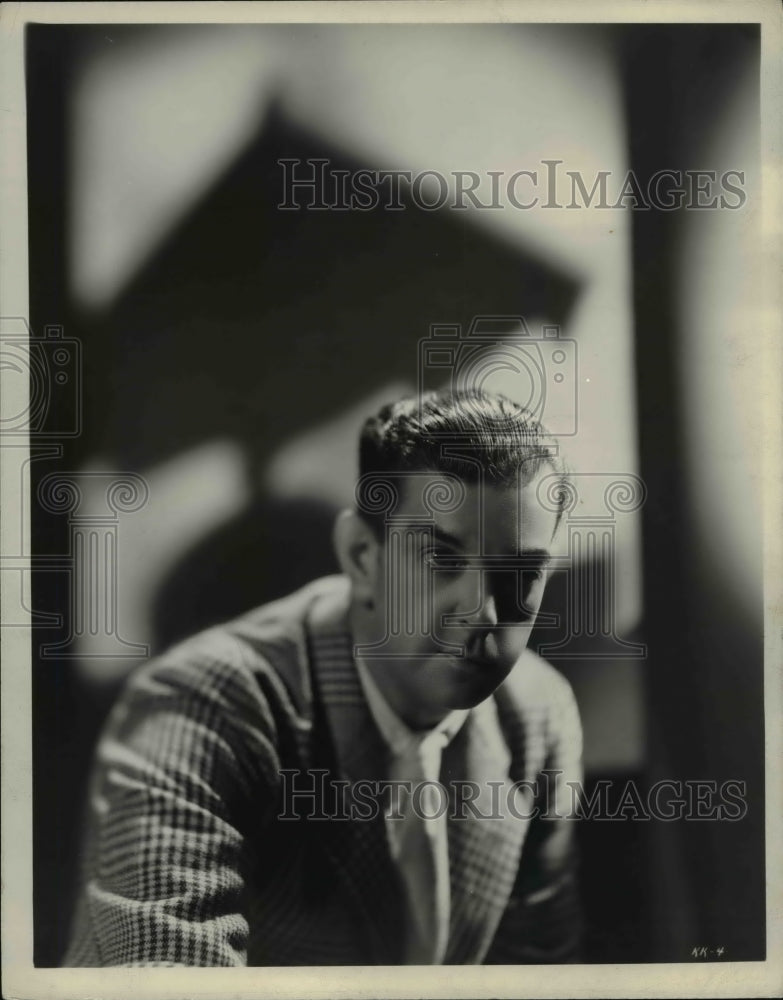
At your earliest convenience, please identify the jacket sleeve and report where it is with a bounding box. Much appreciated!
[485,677,584,964]
[63,632,281,967]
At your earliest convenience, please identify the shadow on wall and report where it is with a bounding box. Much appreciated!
[152,494,340,653]
[83,106,579,472]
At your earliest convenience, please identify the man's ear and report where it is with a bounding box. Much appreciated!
[333,509,381,604]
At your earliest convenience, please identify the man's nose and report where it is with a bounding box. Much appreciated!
[457,572,499,628]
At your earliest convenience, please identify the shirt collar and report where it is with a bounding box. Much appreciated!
[354,655,469,758]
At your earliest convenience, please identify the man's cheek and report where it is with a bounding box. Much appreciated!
[524,581,548,620]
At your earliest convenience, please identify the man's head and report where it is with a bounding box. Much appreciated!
[334,390,569,729]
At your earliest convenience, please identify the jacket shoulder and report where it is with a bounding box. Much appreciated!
[113,577,346,749]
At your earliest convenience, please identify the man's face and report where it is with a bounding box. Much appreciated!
[360,471,558,729]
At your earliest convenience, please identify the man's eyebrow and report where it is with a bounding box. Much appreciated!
[425,530,552,565]
[428,525,465,549]
[518,548,552,563]
[511,548,553,570]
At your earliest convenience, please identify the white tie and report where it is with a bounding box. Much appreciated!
[387,730,451,964]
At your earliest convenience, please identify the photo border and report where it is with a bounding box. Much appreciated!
[2,2,781,998]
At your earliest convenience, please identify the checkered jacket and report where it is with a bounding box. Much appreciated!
[64,576,583,966]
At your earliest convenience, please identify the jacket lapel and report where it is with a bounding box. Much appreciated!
[441,696,530,964]
[306,580,407,964]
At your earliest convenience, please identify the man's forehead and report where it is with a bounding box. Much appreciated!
[394,471,525,512]
[391,471,554,551]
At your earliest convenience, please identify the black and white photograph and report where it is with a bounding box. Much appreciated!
[1,2,781,998]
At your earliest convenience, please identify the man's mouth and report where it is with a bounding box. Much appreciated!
[463,654,499,668]
[435,652,505,672]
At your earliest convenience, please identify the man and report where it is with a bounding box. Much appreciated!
[65,389,583,966]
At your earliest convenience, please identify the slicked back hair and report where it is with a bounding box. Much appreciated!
[357,390,569,538]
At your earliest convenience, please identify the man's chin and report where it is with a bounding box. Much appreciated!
[430,654,514,707]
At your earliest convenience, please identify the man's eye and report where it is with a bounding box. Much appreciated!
[426,550,467,572]
[520,568,545,588]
